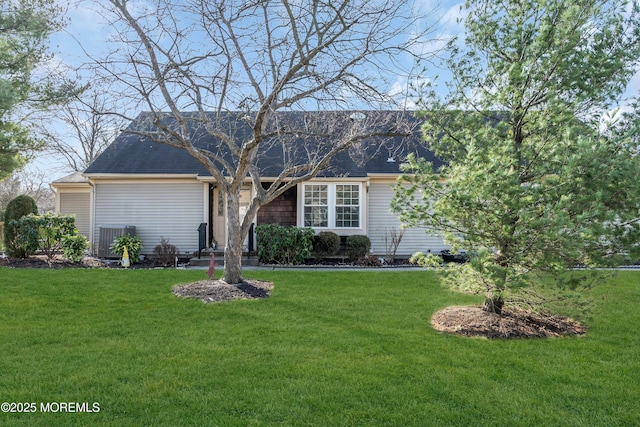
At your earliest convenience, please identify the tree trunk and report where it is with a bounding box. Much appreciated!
[484,294,504,315]
[484,250,507,314]
[222,192,245,284]
[486,248,510,315]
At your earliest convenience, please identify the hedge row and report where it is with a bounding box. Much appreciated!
[256,224,371,265]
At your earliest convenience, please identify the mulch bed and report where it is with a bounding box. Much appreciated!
[172,279,273,303]
[0,255,155,269]
[431,305,587,339]
[0,256,84,269]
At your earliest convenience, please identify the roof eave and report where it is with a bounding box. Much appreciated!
[83,173,201,180]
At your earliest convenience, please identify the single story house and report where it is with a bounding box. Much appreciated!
[52,110,449,258]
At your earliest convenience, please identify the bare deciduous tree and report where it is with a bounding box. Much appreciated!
[93,0,436,283]
[0,169,54,218]
[384,227,405,264]
[37,82,125,172]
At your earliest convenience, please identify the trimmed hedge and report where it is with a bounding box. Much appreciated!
[346,234,371,262]
[313,231,341,262]
[256,224,314,265]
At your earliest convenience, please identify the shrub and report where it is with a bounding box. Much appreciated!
[152,237,178,267]
[9,214,88,263]
[256,224,314,265]
[3,195,38,258]
[384,227,405,264]
[313,231,341,262]
[61,234,89,263]
[346,235,371,262]
[110,234,143,262]
[33,214,77,260]
[356,254,383,267]
[7,215,40,258]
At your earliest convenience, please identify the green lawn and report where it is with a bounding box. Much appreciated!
[0,268,638,426]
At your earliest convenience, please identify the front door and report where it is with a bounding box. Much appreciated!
[212,187,252,249]
[213,188,225,249]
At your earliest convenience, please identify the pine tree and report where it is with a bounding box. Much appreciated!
[394,0,640,314]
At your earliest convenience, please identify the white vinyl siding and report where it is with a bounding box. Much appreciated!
[93,182,205,255]
[367,182,448,256]
[59,192,91,238]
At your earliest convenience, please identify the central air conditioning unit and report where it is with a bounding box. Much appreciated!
[97,225,136,258]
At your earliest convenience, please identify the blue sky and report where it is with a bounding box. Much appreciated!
[31,0,640,182]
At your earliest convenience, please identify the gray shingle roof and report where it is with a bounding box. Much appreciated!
[84,111,444,177]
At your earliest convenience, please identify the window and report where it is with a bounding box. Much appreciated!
[217,190,224,216]
[335,184,360,227]
[303,183,361,228]
[304,184,328,227]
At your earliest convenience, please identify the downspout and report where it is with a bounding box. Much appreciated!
[49,183,60,213]
[88,178,96,255]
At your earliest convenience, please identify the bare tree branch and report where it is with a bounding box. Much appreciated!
[91,0,438,283]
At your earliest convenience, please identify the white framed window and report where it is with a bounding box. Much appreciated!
[335,184,360,227]
[303,183,361,229]
[304,184,329,227]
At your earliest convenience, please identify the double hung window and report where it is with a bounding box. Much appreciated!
[303,183,361,228]
[303,184,329,227]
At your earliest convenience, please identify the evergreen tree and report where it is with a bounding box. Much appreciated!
[394,0,640,314]
[3,193,37,257]
[0,0,77,180]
